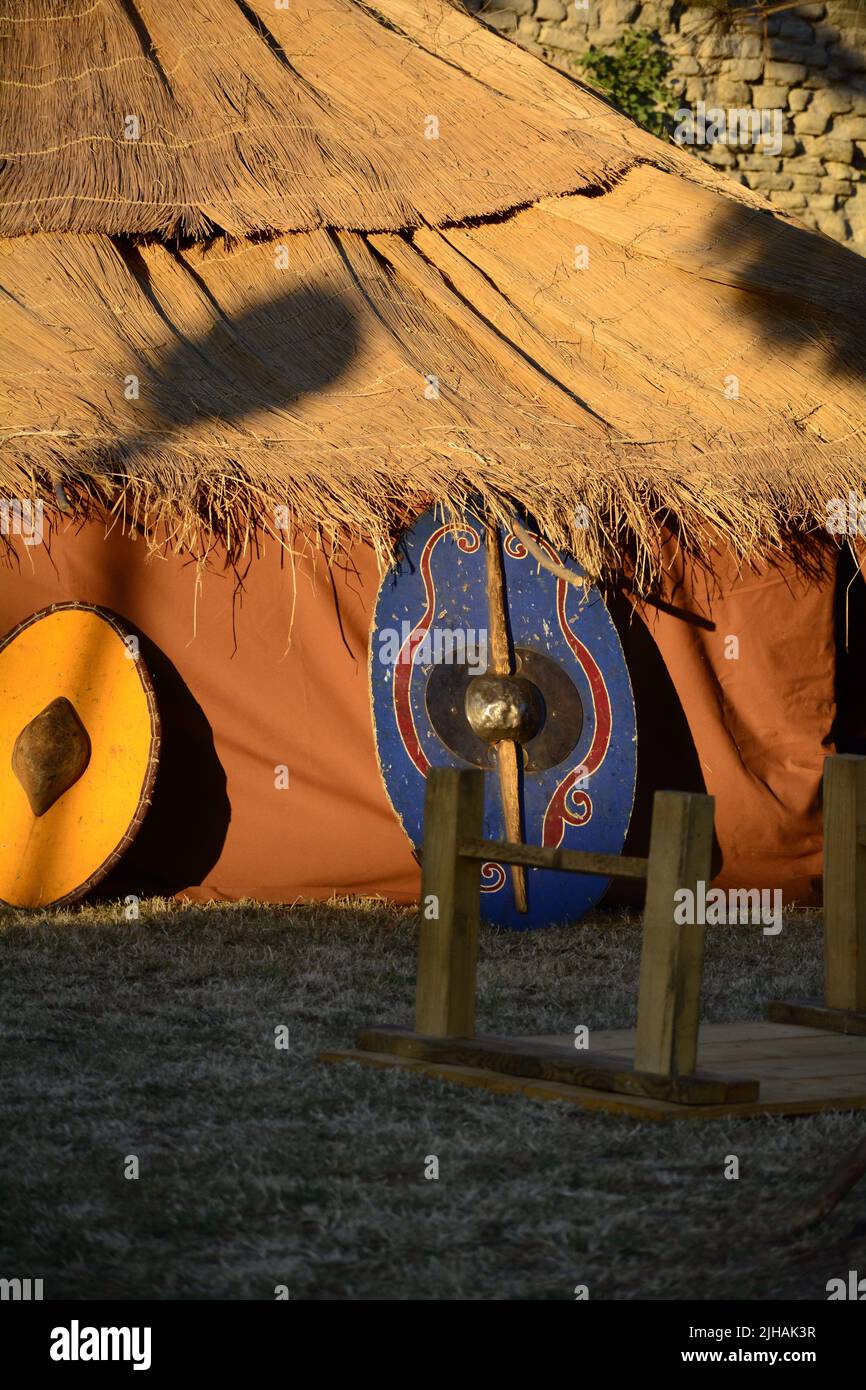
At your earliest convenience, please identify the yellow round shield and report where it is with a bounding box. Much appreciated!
[0,604,160,908]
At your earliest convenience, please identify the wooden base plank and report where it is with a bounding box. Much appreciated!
[768,999,866,1036]
[355,1024,760,1104]
[321,1048,686,1119]
[319,1021,866,1122]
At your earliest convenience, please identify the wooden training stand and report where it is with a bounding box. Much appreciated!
[321,759,866,1121]
[769,755,866,1036]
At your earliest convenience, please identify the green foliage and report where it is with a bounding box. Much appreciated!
[575,29,676,137]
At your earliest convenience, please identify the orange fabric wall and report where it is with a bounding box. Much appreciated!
[0,523,420,903]
[630,543,834,903]
[1,524,837,906]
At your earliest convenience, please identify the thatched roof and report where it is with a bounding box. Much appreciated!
[0,0,759,238]
[2,0,865,585]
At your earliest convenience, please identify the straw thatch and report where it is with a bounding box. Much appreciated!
[0,0,766,238]
[1,0,865,585]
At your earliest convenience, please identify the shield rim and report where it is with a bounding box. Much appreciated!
[0,601,162,910]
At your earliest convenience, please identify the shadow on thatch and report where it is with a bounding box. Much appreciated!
[24,273,367,568]
[708,197,866,376]
[117,254,363,428]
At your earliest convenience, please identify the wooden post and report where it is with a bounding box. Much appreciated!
[484,519,528,913]
[824,755,866,1012]
[416,767,485,1037]
[634,790,715,1078]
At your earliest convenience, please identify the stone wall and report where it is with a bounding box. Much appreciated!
[466,1,866,252]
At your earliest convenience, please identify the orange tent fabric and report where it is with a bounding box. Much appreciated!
[1,526,418,903]
[0,523,834,905]
[627,543,833,903]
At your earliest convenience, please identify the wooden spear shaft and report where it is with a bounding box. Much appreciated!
[485,521,528,913]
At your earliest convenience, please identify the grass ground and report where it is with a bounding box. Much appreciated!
[0,898,864,1301]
